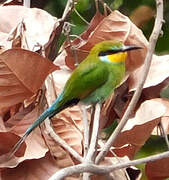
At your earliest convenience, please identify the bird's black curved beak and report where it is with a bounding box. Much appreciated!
[122,45,143,52]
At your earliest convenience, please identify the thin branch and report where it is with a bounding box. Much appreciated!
[85,103,101,163]
[99,141,130,180]
[159,121,169,149]
[61,0,74,21]
[63,22,79,66]
[74,8,90,25]
[82,103,101,179]
[23,0,30,7]
[49,150,169,180]
[95,0,99,12]
[99,0,112,13]
[80,105,89,157]
[103,3,108,16]
[96,0,164,164]
[44,118,83,163]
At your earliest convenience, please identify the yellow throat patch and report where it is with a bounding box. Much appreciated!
[107,52,127,63]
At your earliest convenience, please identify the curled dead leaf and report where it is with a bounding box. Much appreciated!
[57,10,148,73]
[1,152,60,180]
[113,99,168,158]
[130,5,155,27]
[146,157,169,180]
[0,48,58,111]
[0,5,59,53]
[129,55,169,91]
[0,105,48,168]
[42,124,75,168]
[0,132,26,157]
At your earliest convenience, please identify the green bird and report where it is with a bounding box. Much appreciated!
[11,40,141,155]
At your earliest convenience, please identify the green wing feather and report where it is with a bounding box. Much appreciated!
[62,57,109,101]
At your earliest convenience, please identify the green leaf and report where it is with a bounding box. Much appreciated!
[111,0,123,10]
[160,85,169,99]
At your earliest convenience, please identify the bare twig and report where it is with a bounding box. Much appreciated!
[47,0,75,60]
[23,0,30,7]
[74,8,90,25]
[44,118,83,163]
[99,0,112,13]
[159,121,169,149]
[99,141,130,180]
[61,0,74,21]
[49,150,169,180]
[85,103,101,163]
[83,103,101,180]
[62,22,79,66]
[103,3,108,16]
[96,0,164,164]
[80,105,89,157]
[95,0,99,12]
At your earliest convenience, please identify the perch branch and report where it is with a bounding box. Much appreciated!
[49,150,169,180]
[23,0,30,7]
[80,105,89,157]
[85,103,101,163]
[82,103,101,179]
[61,0,75,21]
[96,0,164,164]
[44,118,83,163]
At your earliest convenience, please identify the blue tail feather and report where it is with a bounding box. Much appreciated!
[25,95,63,136]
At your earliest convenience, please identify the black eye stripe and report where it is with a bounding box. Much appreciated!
[98,49,122,56]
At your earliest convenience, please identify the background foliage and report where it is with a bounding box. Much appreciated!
[45,0,169,53]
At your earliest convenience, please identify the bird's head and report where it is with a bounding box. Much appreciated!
[90,40,142,64]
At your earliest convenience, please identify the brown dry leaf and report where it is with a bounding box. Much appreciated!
[44,19,65,60]
[0,104,34,159]
[42,124,75,168]
[145,157,169,180]
[1,152,59,180]
[130,5,155,27]
[0,6,58,52]
[51,115,83,155]
[112,144,136,158]
[152,98,169,135]
[0,0,22,6]
[113,99,168,158]
[0,48,58,111]
[0,105,48,168]
[129,55,169,91]
[58,10,148,72]
[140,78,169,101]
[1,152,78,180]
[0,132,26,157]
[55,12,105,68]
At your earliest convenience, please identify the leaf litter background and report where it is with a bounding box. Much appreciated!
[0,3,168,180]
